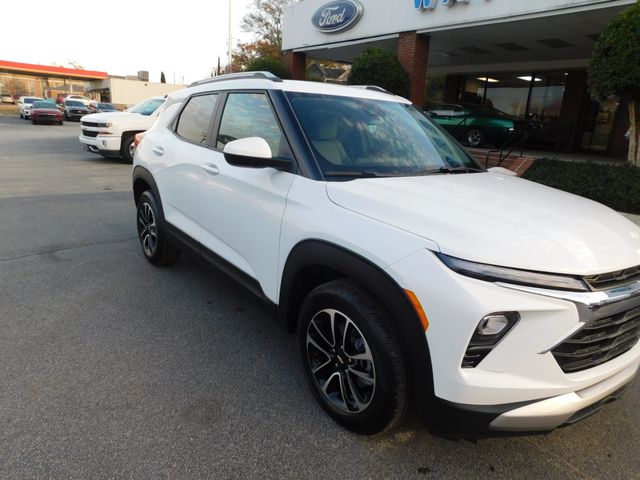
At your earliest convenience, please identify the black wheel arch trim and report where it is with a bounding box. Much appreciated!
[132,166,163,210]
[278,239,435,416]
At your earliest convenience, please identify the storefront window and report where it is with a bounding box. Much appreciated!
[482,74,530,118]
[528,74,565,122]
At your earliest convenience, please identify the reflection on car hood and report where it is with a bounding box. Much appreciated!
[325,171,640,275]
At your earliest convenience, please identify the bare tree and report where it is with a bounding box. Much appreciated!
[240,0,297,53]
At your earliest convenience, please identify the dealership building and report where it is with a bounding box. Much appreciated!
[283,0,635,158]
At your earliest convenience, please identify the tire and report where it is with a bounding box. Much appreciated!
[59,121,63,125]
[466,128,486,148]
[20,112,23,119]
[298,279,408,435]
[121,133,136,163]
[31,119,36,125]
[135,191,181,266]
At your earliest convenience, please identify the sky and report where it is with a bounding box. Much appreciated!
[0,0,255,85]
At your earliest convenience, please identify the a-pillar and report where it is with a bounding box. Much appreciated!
[283,51,307,80]
[397,31,430,107]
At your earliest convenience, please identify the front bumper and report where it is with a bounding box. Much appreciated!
[386,249,640,431]
[79,133,122,158]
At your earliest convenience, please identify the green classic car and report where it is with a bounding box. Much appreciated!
[426,104,516,148]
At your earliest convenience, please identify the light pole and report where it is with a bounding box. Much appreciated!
[228,0,233,73]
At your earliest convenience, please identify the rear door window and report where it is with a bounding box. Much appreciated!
[175,94,219,145]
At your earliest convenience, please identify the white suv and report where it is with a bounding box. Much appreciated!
[18,96,44,118]
[132,72,640,435]
[79,96,165,162]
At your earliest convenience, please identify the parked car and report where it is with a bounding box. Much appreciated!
[18,96,45,119]
[30,101,63,125]
[1,93,15,104]
[426,103,516,148]
[79,96,166,162]
[131,72,640,435]
[88,102,118,113]
[63,100,90,121]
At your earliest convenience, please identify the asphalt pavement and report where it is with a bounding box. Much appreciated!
[0,116,638,479]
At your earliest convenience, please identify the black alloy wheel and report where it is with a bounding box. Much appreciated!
[299,280,408,435]
[136,191,180,266]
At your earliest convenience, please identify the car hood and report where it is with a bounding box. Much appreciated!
[325,171,640,275]
[82,111,151,124]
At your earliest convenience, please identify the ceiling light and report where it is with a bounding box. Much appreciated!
[518,76,542,82]
[477,77,500,83]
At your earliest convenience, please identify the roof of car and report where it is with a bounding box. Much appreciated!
[170,72,410,104]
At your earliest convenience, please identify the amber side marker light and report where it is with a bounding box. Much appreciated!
[404,289,429,331]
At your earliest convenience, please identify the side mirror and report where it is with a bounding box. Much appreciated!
[223,137,291,170]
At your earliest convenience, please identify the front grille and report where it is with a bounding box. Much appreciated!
[584,266,640,291]
[82,130,98,138]
[82,121,100,127]
[552,307,640,373]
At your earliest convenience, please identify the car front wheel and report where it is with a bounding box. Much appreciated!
[122,133,136,163]
[298,279,408,435]
[136,191,181,266]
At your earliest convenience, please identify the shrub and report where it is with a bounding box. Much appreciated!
[348,48,409,98]
[523,159,640,214]
[245,57,289,79]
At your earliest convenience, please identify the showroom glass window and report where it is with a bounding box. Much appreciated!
[176,94,219,144]
[216,92,292,159]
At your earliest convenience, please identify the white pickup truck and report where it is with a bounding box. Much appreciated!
[79,96,166,162]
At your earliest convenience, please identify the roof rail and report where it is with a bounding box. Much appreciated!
[351,85,392,94]
[188,71,283,87]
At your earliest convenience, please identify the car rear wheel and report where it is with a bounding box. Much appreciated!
[31,119,36,125]
[466,129,486,148]
[298,279,408,435]
[136,191,181,266]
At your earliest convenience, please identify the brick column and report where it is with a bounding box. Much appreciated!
[397,32,430,107]
[283,51,307,80]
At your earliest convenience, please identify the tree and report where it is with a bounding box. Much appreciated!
[588,2,640,165]
[240,0,296,53]
[245,57,289,79]
[160,71,166,83]
[347,48,409,98]
[232,40,281,71]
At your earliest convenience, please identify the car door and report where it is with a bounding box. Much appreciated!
[194,91,296,300]
[152,93,220,243]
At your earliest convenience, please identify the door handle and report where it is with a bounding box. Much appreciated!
[202,163,219,176]
[152,146,165,156]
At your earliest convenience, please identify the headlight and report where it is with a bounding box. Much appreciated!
[97,122,112,128]
[437,253,589,292]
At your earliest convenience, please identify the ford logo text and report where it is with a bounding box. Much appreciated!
[312,0,364,33]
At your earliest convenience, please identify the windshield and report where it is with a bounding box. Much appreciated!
[65,100,84,107]
[33,101,56,109]
[98,103,115,110]
[286,92,481,179]
[25,97,42,104]
[127,98,164,115]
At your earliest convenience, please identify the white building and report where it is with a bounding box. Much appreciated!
[282,0,635,158]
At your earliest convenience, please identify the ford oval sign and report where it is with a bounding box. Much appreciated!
[312,0,364,33]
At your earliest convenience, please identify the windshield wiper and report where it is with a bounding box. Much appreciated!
[416,166,484,176]
[323,170,396,178]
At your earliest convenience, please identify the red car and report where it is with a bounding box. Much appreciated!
[31,101,64,125]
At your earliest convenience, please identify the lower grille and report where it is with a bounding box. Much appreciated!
[82,130,99,138]
[552,307,640,373]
